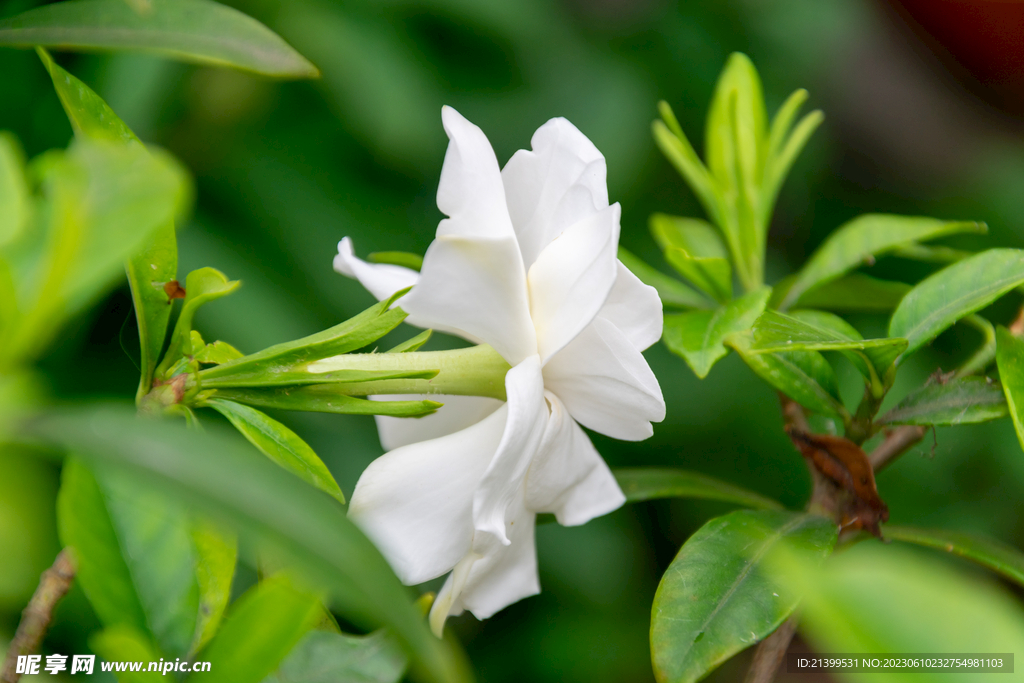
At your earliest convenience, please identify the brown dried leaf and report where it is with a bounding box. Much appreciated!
[164,280,186,301]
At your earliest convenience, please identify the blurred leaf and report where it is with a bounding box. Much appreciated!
[387,329,432,353]
[650,214,727,259]
[1,0,319,78]
[781,215,985,311]
[763,89,822,221]
[613,468,783,510]
[264,629,408,683]
[956,314,997,377]
[204,398,345,504]
[90,625,163,683]
[37,49,179,398]
[0,132,29,248]
[368,251,423,272]
[190,519,237,655]
[665,247,732,303]
[891,243,973,263]
[653,103,718,226]
[662,287,770,378]
[195,339,244,365]
[878,377,1006,426]
[890,249,1024,360]
[995,326,1024,452]
[194,576,321,683]
[775,543,1024,681]
[651,510,836,683]
[618,247,711,309]
[30,405,470,683]
[772,274,911,313]
[210,386,442,418]
[728,331,846,419]
[886,525,1024,588]
[157,267,240,377]
[752,309,906,391]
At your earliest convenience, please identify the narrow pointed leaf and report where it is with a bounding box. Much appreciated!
[665,247,732,302]
[662,287,771,378]
[781,215,986,310]
[771,273,910,313]
[204,398,345,504]
[618,247,711,309]
[650,214,727,259]
[90,626,163,683]
[157,267,240,377]
[763,109,823,216]
[878,376,1006,426]
[612,468,783,510]
[651,510,836,683]
[387,329,432,353]
[886,525,1024,588]
[653,104,718,224]
[891,243,972,263]
[368,251,422,271]
[195,340,244,365]
[996,326,1024,452]
[0,132,29,248]
[211,387,442,418]
[890,249,1024,360]
[265,629,408,683]
[201,366,437,389]
[190,520,237,655]
[766,89,808,163]
[2,0,318,78]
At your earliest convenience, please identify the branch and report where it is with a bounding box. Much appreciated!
[0,549,76,683]
[743,616,798,683]
[869,425,927,473]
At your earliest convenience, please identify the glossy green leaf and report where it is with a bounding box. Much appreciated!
[878,376,1006,426]
[650,214,727,259]
[2,0,318,78]
[264,629,408,683]
[652,103,718,226]
[890,248,1024,360]
[613,468,783,510]
[728,331,847,419]
[368,251,423,271]
[651,510,836,683]
[90,625,163,683]
[190,519,238,655]
[665,247,732,302]
[886,525,1024,588]
[387,329,432,353]
[204,398,345,504]
[771,273,910,313]
[995,326,1024,452]
[618,247,711,309]
[662,287,770,378]
[37,49,180,398]
[30,406,470,683]
[0,132,29,248]
[781,215,985,310]
[194,577,320,683]
[774,542,1024,681]
[157,267,240,377]
[210,387,442,418]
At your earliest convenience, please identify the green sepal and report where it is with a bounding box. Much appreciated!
[210,386,442,418]
[387,329,432,353]
[368,251,423,271]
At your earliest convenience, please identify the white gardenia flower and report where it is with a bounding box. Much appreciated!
[335,106,665,634]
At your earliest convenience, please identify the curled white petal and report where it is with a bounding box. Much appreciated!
[333,236,419,300]
[598,260,664,352]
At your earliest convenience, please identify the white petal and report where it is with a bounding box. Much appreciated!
[543,317,665,441]
[527,204,620,363]
[472,356,547,547]
[501,117,609,268]
[402,234,537,365]
[373,394,503,451]
[525,392,625,526]
[598,260,664,351]
[348,405,507,585]
[333,236,419,300]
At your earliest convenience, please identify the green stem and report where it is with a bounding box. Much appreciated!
[304,344,511,400]
[955,314,996,379]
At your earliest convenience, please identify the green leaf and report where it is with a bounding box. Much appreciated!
[890,248,1024,360]
[1,0,319,78]
[190,519,237,655]
[612,468,783,510]
[650,214,727,259]
[0,132,29,248]
[891,243,973,263]
[781,215,986,310]
[771,273,911,313]
[618,247,711,310]
[728,331,847,419]
[878,376,1007,426]
[651,510,836,683]
[762,109,822,222]
[37,49,180,399]
[751,309,907,392]
[156,267,240,378]
[886,525,1024,588]
[204,398,345,504]
[665,247,732,303]
[31,405,470,683]
[652,103,718,226]
[662,287,770,378]
[194,577,320,683]
[210,387,443,418]
[264,629,408,683]
[368,251,422,271]
[387,329,432,353]
[996,326,1024,453]
[195,339,244,365]
[773,542,1024,676]
[90,625,163,683]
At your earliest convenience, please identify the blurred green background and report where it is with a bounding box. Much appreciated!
[3,0,1024,681]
